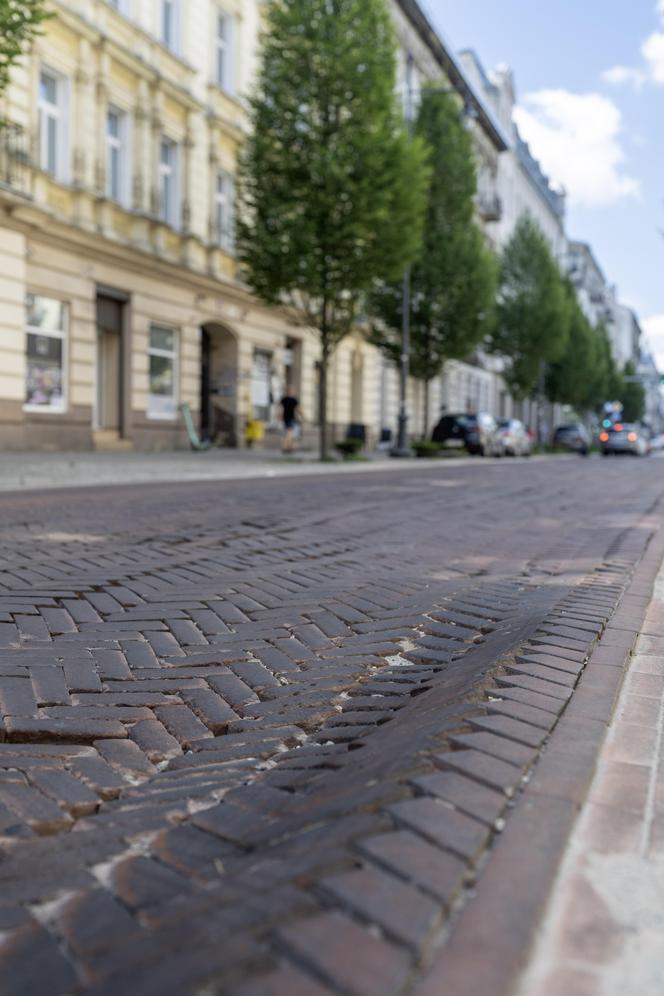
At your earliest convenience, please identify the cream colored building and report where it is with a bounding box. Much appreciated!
[0,0,382,451]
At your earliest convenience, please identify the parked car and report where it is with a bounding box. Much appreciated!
[599,423,650,456]
[431,412,501,457]
[496,418,532,457]
[553,423,590,456]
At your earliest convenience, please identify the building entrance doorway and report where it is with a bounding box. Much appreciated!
[200,323,239,446]
[95,293,125,434]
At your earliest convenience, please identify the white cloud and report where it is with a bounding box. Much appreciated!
[642,315,664,370]
[642,30,664,82]
[601,65,647,89]
[602,2,664,87]
[514,90,640,208]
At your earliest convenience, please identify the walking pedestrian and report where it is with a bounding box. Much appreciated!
[280,388,299,453]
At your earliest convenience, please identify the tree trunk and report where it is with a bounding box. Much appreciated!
[318,335,330,462]
[422,377,430,438]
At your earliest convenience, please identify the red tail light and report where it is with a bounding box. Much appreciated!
[614,423,624,432]
[599,432,609,442]
[628,432,638,442]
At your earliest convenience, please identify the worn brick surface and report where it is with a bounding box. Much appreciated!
[0,462,658,992]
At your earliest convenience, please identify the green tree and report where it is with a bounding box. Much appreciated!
[237,0,429,459]
[0,0,49,97]
[617,360,646,422]
[370,87,497,436]
[490,215,570,401]
[546,288,594,410]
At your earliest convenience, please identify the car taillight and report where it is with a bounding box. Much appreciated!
[614,424,623,432]
[599,432,609,442]
[628,432,638,442]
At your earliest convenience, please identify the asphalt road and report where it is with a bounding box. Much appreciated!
[0,455,661,994]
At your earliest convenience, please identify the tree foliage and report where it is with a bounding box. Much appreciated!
[490,215,570,400]
[546,285,616,414]
[617,360,646,422]
[0,0,49,96]
[237,0,430,459]
[370,87,497,435]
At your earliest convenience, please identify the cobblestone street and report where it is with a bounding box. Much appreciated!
[0,456,662,994]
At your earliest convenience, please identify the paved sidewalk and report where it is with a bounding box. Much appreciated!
[518,565,664,995]
[0,448,552,493]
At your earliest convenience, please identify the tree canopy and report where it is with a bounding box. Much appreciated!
[0,0,49,96]
[370,86,497,435]
[237,0,430,458]
[617,360,646,422]
[490,215,570,400]
[546,283,616,414]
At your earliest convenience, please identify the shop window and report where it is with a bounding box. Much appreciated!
[25,294,67,412]
[148,325,178,418]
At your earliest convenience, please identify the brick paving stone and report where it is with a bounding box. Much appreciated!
[0,783,72,834]
[0,677,39,717]
[435,749,524,796]
[129,719,183,764]
[95,738,157,777]
[356,829,467,904]
[275,911,411,996]
[179,687,240,733]
[468,714,549,748]
[31,667,71,706]
[234,964,336,996]
[489,685,567,717]
[412,771,507,827]
[494,673,573,702]
[25,767,99,816]
[389,797,489,861]
[0,920,79,995]
[319,863,441,950]
[448,731,535,768]
[5,716,127,742]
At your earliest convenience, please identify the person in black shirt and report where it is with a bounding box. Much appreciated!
[280,390,299,452]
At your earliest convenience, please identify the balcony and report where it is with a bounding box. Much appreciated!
[0,124,30,197]
[477,191,502,222]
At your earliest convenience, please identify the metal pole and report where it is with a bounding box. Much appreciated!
[392,54,415,458]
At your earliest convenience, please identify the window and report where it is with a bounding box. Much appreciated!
[106,108,130,206]
[158,137,180,227]
[39,69,67,180]
[215,169,235,252]
[251,349,272,422]
[160,0,179,52]
[25,295,67,412]
[215,11,234,92]
[148,325,178,418]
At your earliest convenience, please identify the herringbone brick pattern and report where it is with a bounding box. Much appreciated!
[0,459,661,993]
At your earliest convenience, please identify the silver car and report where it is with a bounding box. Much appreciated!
[496,419,532,457]
[600,423,650,456]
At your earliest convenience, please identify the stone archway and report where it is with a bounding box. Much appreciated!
[200,322,239,446]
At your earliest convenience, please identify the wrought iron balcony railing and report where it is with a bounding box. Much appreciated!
[0,123,30,195]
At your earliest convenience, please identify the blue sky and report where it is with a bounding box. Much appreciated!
[427,0,664,362]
